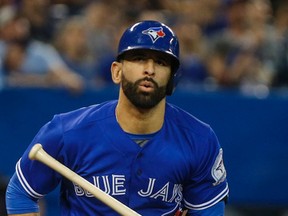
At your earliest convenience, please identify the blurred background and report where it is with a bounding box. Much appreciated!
[0,0,288,215]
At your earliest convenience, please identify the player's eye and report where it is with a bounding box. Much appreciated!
[155,58,170,66]
[132,55,146,61]
[124,54,146,62]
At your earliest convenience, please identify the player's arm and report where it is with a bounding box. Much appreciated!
[183,127,229,216]
[7,115,64,216]
[6,173,40,215]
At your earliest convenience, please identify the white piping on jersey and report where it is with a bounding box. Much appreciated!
[184,183,229,210]
[16,159,44,199]
[161,202,181,216]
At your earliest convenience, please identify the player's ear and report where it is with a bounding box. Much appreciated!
[111,61,122,84]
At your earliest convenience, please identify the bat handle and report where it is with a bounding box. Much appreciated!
[29,143,43,160]
[28,143,141,216]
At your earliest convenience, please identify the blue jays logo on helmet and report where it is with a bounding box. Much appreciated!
[142,27,166,43]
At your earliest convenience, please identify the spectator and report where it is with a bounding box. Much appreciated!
[0,12,85,93]
[204,0,280,91]
[82,1,120,61]
[244,0,280,87]
[17,0,57,42]
[273,31,288,87]
[272,1,288,87]
[81,1,127,86]
[174,19,209,88]
[164,1,223,88]
[0,0,286,92]
[53,16,98,88]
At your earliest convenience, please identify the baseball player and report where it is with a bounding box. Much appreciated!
[6,20,229,216]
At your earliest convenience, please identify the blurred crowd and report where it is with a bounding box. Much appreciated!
[0,0,288,95]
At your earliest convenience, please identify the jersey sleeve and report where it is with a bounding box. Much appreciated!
[6,173,39,214]
[15,114,64,199]
[187,200,225,216]
[183,127,229,211]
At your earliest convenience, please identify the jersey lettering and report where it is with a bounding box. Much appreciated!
[93,175,111,194]
[138,178,156,196]
[112,174,126,195]
[73,182,85,196]
[138,178,183,203]
[73,182,94,197]
[151,182,169,201]
[168,184,183,203]
[73,175,182,204]
[73,175,126,197]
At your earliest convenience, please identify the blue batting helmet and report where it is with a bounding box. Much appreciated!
[117,20,180,95]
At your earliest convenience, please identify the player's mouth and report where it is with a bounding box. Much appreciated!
[139,80,155,92]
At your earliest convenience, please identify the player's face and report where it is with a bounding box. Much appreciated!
[120,50,172,109]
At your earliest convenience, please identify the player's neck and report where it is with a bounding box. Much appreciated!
[115,97,165,134]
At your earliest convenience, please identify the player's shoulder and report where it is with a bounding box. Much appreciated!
[165,102,212,136]
[54,100,117,130]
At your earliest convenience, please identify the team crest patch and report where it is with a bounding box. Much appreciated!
[211,148,227,186]
[142,27,165,43]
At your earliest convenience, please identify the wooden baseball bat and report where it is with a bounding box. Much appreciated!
[29,143,141,216]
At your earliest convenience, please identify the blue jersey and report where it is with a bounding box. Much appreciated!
[14,100,228,215]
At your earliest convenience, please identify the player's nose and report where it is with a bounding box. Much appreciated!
[143,59,155,76]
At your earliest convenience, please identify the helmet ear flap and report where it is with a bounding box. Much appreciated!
[166,75,175,96]
[166,67,181,95]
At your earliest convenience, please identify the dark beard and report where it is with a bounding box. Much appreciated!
[121,74,167,109]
